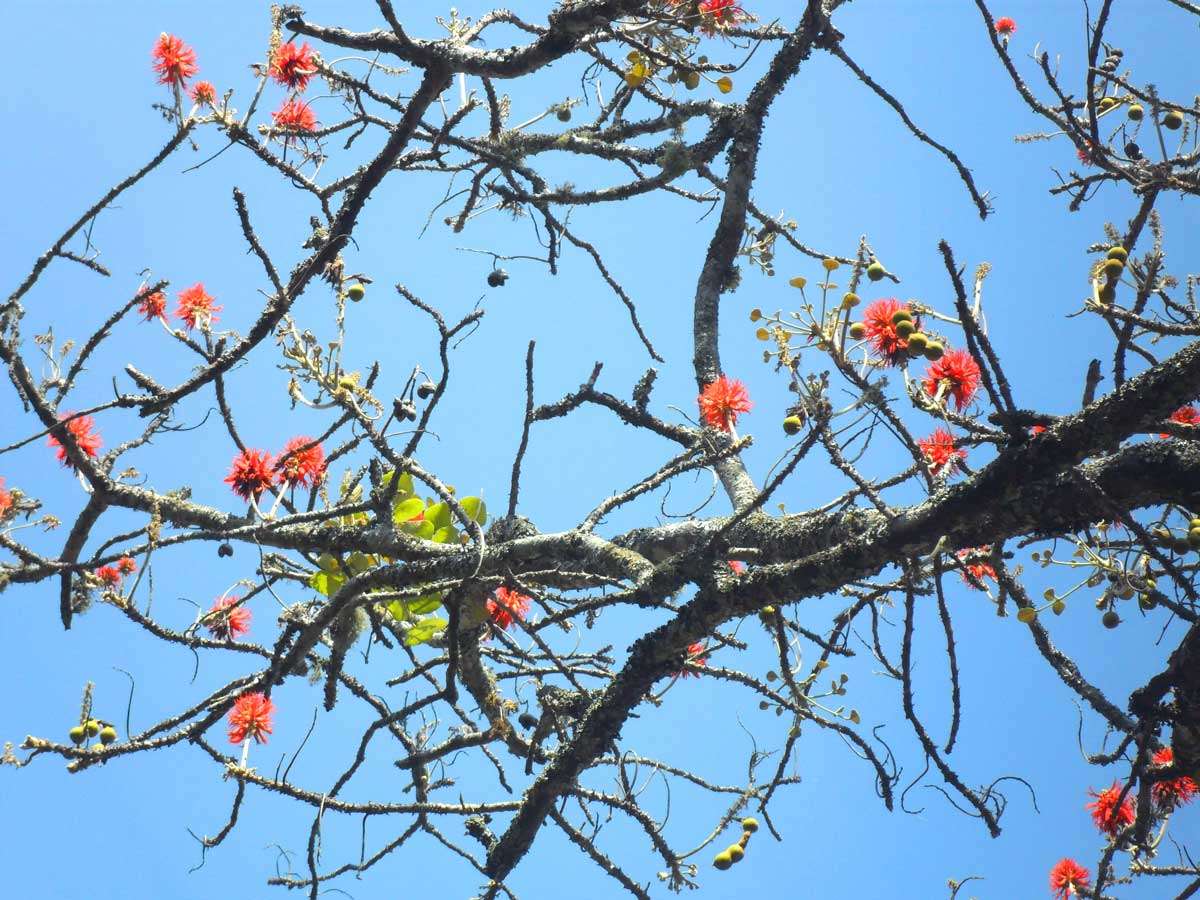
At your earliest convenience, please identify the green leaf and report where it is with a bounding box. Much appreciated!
[403,616,448,647]
[392,496,425,526]
[424,501,452,530]
[381,470,415,499]
[386,592,443,621]
[310,569,346,598]
[345,552,376,575]
[461,496,487,525]
[431,526,457,544]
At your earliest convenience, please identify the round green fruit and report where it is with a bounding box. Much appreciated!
[1188,528,1200,549]
[782,415,803,435]
[866,262,886,282]
[848,322,866,340]
[99,726,118,745]
[923,341,945,361]
[1016,607,1037,624]
[1164,110,1184,130]
[1190,517,1200,530]
[741,817,759,833]
[346,283,365,302]
[1138,593,1157,611]
[890,308,912,325]
[1102,610,1120,629]
[1103,259,1125,278]
[713,851,733,870]
[1097,284,1115,304]
[1127,104,1143,121]
[556,107,572,122]
[68,725,86,745]
[905,332,928,354]
[727,844,745,863]
[85,719,101,737]
[895,320,915,339]
[842,292,860,308]
[1098,96,1116,112]
[1106,246,1128,262]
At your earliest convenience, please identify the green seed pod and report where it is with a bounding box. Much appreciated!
[727,844,745,863]
[848,322,866,340]
[782,415,803,435]
[1102,610,1120,629]
[842,292,860,308]
[1188,528,1200,549]
[905,332,928,353]
[99,725,118,745]
[1016,607,1037,624]
[556,107,572,122]
[1097,284,1115,304]
[713,850,733,870]
[1106,246,1128,262]
[1163,110,1184,130]
[923,341,945,361]
[1051,599,1066,616]
[1190,517,1200,530]
[1098,96,1117,112]
[866,262,886,282]
[85,719,101,737]
[346,283,365,302]
[890,308,912,325]
[1127,104,1143,121]
[895,320,915,339]
[68,725,86,745]
[741,817,759,833]
[1103,259,1125,278]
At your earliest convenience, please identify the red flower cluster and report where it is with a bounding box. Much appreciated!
[698,375,752,431]
[270,42,316,92]
[994,17,1017,36]
[1048,858,1088,899]
[138,290,167,322]
[679,641,708,678]
[1086,783,1135,836]
[190,80,217,106]
[1160,404,1199,438]
[862,298,917,366]
[152,33,198,86]
[48,414,102,469]
[95,565,122,586]
[276,437,325,489]
[225,449,276,501]
[698,0,746,27]
[1152,747,1198,810]
[918,428,966,476]
[728,560,746,574]
[487,586,531,630]
[272,98,317,133]
[117,556,137,575]
[924,349,982,411]
[227,692,274,744]
[175,282,221,331]
[206,596,252,641]
[956,547,996,587]
[0,478,12,518]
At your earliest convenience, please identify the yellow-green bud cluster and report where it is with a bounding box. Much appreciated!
[712,818,761,871]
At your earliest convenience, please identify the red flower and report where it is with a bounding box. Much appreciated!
[206,596,252,641]
[956,547,996,588]
[679,641,708,678]
[487,586,531,630]
[728,560,746,574]
[151,33,198,86]
[862,298,918,366]
[1048,858,1089,899]
[924,349,982,411]
[1077,141,1096,166]
[175,282,221,330]
[918,428,966,476]
[698,0,746,27]
[48,414,102,468]
[1030,425,1047,435]
[994,17,1017,36]
[0,478,11,518]
[1160,405,1199,439]
[271,98,317,133]
[190,80,217,106]
[270,42,316,91]
[225,449,275,501]
[698,375,752,431]
[227,692,274,744]
[276,436,325,489]
[116,556,137,575]
[1086,783,1136,836]
[95,565,121,586]
[137,290,167,321]
[1152,747,1198,810]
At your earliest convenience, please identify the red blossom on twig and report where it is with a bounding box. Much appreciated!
[923,349,982,411]
[270,42,317,91]
[190,80,217,106]
[227,692,274,744]
[1086,783,1135,836]
[271,98,317,134]
[994,17,1017,36]
[1048,858,1089,898]
[1160,404,1199,438]
[862,298,917,366]
[1152,747,1197,810]
[918,428,966,476]
[175,283,221,331]
[679,642,708,678]
[488,587,531,631]
[206,597,252,641]
[276,437,325,489]
[225,449,275,501]
[152,33,198,86]
[698,375,752,431]
[48,415,102,468]
[138,290,167,321]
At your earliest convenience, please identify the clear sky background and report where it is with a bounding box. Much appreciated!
[1,2,1198,898]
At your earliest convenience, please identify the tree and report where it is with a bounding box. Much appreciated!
[1,2,1198,898]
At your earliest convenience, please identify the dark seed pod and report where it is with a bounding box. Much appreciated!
[218,542,233,558]
[1124,141,1142,160]
[416,380,436,399]
[487,268,509,288]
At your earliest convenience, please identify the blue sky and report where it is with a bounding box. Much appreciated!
[1,2,1197,898]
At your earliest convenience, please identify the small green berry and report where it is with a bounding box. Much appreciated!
[890,308,912,325]
[1190,517,1200,530]
[1106,246,1128,262]
[741,817,759,833]
[99,725,118,745]
[1127,104,1143,121]
[556,107,572,122]
[895,320,915,339]
[782,415,803,436]
[1163,110,1184,130]
[346,283,365,302]
[905,332,928,354]
[85,719,101,737]
[1188,528,1200,549]
[848,322,866,340]
[923,341,945,361]
[1102,610,1120,629]
[842,292,860,308]
[727,844,745,863]
[1098,96,1117,112]
[1103,259,1125,278]
[866,262,886,282]
[1139,593,1157,611]
[713,850,734,870]
[68,725,86,745]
